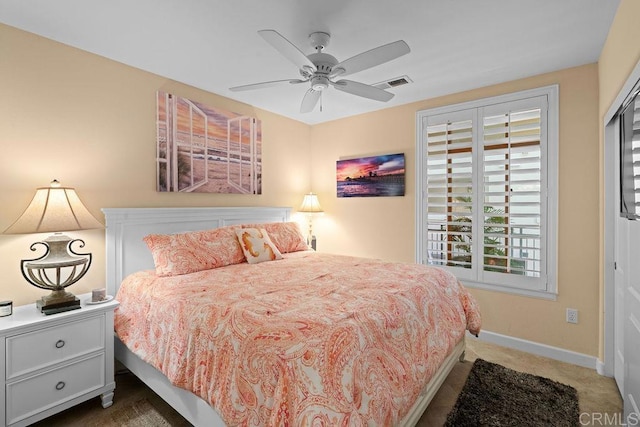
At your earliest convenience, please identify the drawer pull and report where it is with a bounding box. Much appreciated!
[55,381,65,391]
[55,339,65,349]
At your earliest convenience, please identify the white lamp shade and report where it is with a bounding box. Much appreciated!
[299,193,323,213]
[4,181,103,234]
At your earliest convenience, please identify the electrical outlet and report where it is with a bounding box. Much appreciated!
[566,308,578,324]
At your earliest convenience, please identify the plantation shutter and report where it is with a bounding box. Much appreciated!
[424,109,475,280]
[480,97,548,290]
[620,92,640,219]
[418,86,557,297]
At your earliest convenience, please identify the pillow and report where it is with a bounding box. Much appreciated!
[143,226,245,276]
[235,228,283,264]
[241,222,308,253]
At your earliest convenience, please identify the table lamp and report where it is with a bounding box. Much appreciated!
[3,180,103,314]
[299,192,323,250]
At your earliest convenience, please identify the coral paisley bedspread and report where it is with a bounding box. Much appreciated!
[115,252,481,426]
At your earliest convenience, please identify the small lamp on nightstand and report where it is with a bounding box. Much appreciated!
[299,192,323,250]
[3,180,103,315]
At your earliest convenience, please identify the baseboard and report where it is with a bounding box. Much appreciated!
[470,330,599,371]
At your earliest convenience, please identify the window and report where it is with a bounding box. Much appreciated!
[416,86,558,298]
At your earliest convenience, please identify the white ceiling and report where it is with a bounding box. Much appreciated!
[0,0,620,125]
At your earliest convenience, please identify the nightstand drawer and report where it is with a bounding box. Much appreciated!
[6,315,105,379]
[6,353,106,425]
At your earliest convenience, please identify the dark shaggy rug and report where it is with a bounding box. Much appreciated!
[445,358,580,426]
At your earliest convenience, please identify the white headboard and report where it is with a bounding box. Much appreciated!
[102,207,292,296]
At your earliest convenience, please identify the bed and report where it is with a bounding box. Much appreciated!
[103,207,480,426]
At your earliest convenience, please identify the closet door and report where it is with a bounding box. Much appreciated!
[624,220,640,423]
[618,91,640,423]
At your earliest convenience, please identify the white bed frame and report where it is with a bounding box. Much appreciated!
[103,207,465,427]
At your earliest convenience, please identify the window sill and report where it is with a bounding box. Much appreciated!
[461,279,558,301]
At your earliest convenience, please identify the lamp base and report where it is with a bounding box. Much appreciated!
[36,290,81,315]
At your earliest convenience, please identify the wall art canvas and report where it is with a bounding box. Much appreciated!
[156,91,262,194]
[337,153,405,197]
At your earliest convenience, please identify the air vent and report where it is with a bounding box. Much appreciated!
[373,75,413,90]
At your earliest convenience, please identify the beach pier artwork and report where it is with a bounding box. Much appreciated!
[156,91,262,194]
[337,153,405,197]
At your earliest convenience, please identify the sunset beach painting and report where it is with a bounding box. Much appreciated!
[337,153,405,197]
[156,91,262,194]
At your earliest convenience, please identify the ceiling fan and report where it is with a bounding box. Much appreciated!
[229,30,410,113]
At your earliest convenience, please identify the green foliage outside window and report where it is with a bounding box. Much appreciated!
[447,195,524,274]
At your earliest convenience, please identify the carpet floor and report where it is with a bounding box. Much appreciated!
[31,339,622,426]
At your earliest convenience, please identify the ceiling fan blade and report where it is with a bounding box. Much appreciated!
[258,29,316,72]
[331,80,394,102]
[300,89,322,113]
[229,79,306,92]
[329,40,410,78]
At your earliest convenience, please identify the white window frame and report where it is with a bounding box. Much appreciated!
[415,85,559,299]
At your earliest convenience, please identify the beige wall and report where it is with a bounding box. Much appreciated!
[598,0,640,118]
[311,64,601,356]
[0,24,312,306]
[597,0,640,359]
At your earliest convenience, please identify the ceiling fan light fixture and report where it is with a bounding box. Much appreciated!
[311,76,329,91]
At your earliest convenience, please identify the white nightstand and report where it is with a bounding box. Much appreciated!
[0,293,118,427]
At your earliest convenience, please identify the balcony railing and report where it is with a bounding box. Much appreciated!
[426,225,540,276]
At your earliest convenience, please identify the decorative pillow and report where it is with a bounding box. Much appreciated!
[143,226,245,276]
[235,228,283,264]
[241,222,308,253]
